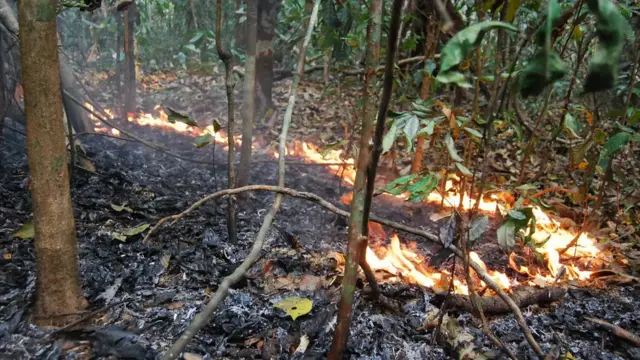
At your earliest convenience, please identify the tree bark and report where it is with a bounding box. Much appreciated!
[236,0,258,189]
[115,11,122,117]
[19,0,85,327]
[216,0,237,244]
[123,1,136,115]
[255,0,283,119]
[328,0,385,357]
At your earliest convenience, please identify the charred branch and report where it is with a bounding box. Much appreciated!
[434,286,567,315]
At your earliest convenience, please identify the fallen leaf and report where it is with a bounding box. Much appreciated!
[294,334,310,354]
[299,274,323,291]
[123,223,150,236]
[161,253,171,269]
[3,252,12,260]
[13,221,34,240]
[274,296,313,320]
[166,301,184,310]
[183,353,203,360]
[111,204,133,212]
[112,232,127,242]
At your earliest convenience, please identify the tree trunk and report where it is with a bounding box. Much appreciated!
[235,0,246,49]
[115,11,122,117]
[123,1,136,116]
[236,0,258,189]
[216,0,238,243]
[18,0,85,327]
[255,0,283,119]
[328,0,384,357]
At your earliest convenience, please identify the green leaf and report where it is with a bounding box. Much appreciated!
[629,109,640,126]
[436,71,473,88]
[194,134,214,148]
[123,223,150,237]
[444,133,463,162]
[508,209,527,220]
[417,120,436,136]
[183,43,199,53]
[520,0,566,97]
[406,174,439,203]
[112,232,127,242]
[497,221,516,253]
[469,215,489,243]
[381,174,418,196]
[13,221,34,240]
[189,31,205,46]
[382,122,399,154]
[455,162,473,176]
[584,0,626,93]
[404,114,420,152]
[111,203,133,213]
[439,21,518,74]
[516,183,538,191]
[601,132,630,159]
[463,127,483,138]
[167,108,199,127]
[562,113,582,138]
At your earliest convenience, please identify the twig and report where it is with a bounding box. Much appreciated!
[143,183,543,356]
[48,300,130,337]
[584,316,640,347]
[433,0,453,32]
[159,2,322,358]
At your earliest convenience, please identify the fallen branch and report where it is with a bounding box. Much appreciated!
[585,316,640,347]
[159,1,322,358]
[142,183,544,357]
[435,286,567,315]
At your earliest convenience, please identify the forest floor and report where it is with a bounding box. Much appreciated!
[1,69,639,359]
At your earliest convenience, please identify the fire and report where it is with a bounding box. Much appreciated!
[85,101,604,295]
[86,102,241,150]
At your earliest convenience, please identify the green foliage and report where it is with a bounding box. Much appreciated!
[380,173,440,203]
[497,207,536,253]
[583,0,627,93]
[166,108,198,127]
[436,21,518,88]
[520,0,567,97]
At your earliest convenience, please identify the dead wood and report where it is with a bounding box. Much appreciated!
[436,286,567,315]
[584,316,640,347]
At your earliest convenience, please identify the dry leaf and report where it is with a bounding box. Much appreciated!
[299,274,323,291]
[274,296,313,320]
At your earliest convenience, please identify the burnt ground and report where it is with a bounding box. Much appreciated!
[1,76,640,359]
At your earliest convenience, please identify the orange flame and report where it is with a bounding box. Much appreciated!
[88,103,603,294]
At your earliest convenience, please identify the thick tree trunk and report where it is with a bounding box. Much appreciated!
[236,0,258,189]
[123,1,136,115]
[255,0,283,119]
[18,0,85,327]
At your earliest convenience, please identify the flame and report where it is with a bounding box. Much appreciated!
[87,102,603,294]
[86,103,242,151]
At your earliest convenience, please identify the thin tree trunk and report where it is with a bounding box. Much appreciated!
[255,0,283,119]
[159,2,322,358]
[328,0,386,357]
[123,1,136,115]
[236,0,258,189]
[115,11,122,117]
[19,0,85,327]
[216,0,237,244]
